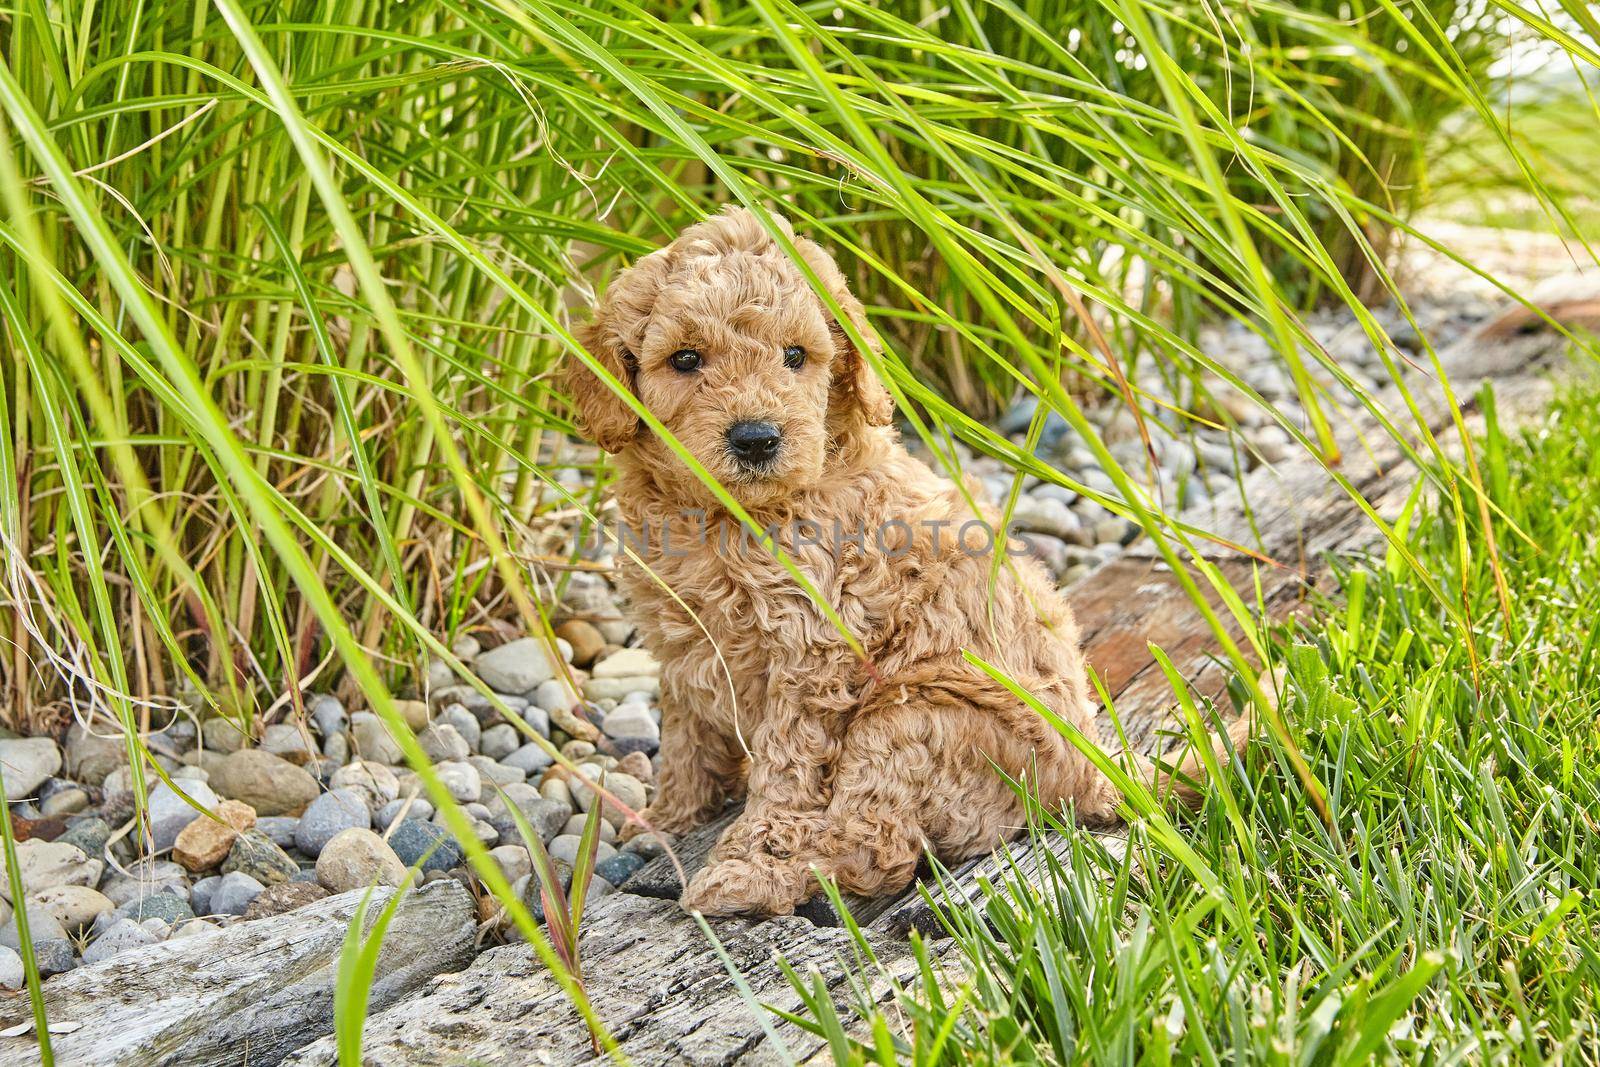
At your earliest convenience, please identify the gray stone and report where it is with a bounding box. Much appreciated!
[201,717,249,754]
[503,742,554,775]
[479,723,520,761]
[570,771,647,826]
[147,778,220,852]
[621,832,670,860]
[374,797,433,830]
[116,891,193,925]
[434,761,481,804]
[417,723,470,763]
[222,830,298,885]
[486,787,569,846]
[294,789,371,857]
[593,851,646,888]
[350,712,403,765]
[0,840,104,903]
[601,705,660,743]
[472,638,566,694]
[101,859,187,907]
[591,648,658,679]
[33,938,76,977]
[468,756,524,787]
[440,705,481,753]
[582,675,658,702]
[307,694,348,738]
[150,720,196,759]
[1018,531,1072,578]
[521,705,551,738]
[0,897,69,952]
[328,761,399,810]
[209,871,267,916]
[1094,517,1135,545]
[190,875,221,915]
[212,750,319,816]
[40,786,90,817]
[606,736,658,758]
[57,819,112,857]
[0,946,21,990]
[546,834,616,866]
[256,816,300,849]
[315,829,407,894]
[0,737,62,801]
[320,733,349,766]
[386,820,462,873]
[427,656,455,691]
[1008,494,1083,542]
[64,721,126,785]
[428,687,524,717]
[530,678,578,715]
[261,723,318,763]
[489,845,532,884]
[82,917,161,964]
[31,884,113,933]
[562,814,617,842]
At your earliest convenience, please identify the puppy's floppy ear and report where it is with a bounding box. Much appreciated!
[566,317,638,453]
[566,250,674,452]
[796,236,895,427]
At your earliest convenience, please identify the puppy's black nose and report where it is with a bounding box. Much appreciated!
[726,420,781,464]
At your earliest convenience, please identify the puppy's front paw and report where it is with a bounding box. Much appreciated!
[680,859,808,918]
[619,804,695,841]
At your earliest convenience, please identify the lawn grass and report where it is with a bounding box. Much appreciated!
[789,372,1600,1063]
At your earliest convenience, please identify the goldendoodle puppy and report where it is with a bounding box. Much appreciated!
[568,206,1246,917]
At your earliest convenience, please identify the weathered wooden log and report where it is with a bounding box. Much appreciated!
[281,892,918,1067]
[0,881,478,1067]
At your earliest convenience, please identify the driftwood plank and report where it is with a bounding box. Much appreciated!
[875,829,1131,939]
[0,881,478,1067]
[281,892,918,1067]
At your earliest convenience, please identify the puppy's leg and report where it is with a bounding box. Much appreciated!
[684,684,1023,916]
[798,706,935,900]
[681,663,855,916]
[630,668,747,837]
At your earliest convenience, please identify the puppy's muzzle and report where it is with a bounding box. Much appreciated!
[726,420,782,469]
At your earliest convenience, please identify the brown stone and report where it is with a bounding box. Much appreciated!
[11,816,67,843]
[242,880,329,920]
[212,749,319,816]
[172,800,257,872]
[553,620,606,668]
[392,700,431,731]
[548,703,599,743]
[618,751,654,784]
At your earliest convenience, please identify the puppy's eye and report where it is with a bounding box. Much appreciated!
[782,345,807,370]
[669,349,702,373]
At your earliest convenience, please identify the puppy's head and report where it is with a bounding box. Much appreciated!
[567,206,894,507]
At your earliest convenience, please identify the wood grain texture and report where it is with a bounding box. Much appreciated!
[281,892,918,1067]
[0,881,478,1067]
